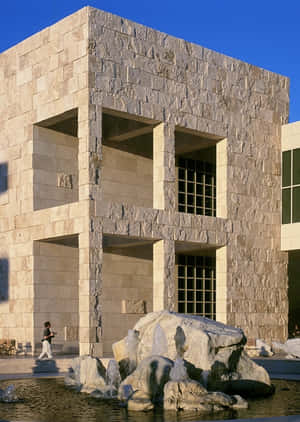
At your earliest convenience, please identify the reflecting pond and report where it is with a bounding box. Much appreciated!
[0,378,300,422]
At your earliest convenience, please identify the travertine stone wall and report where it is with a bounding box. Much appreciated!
[0,7,90,351]
[33,241,79,352]
[102,244,153,355]
[33,126,78,210]
[89,6,289,343]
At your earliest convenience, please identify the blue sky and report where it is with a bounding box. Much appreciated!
[1,0,299,122]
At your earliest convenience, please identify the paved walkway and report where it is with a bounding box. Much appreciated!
[1,355,300,380]
[0,354,111,380]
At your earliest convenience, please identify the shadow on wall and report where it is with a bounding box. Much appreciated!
[0,258,9,301]
[0,163,8,194]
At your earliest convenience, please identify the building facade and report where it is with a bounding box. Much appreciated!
[281,122,300,335]
[0,7,291,356]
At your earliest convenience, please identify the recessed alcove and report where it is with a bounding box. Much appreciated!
[101,110,155,208]
[33,109,79,210]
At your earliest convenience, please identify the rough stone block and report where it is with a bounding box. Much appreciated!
[64,326,79,341]
[121,299,146,314]
[57,173,73,189]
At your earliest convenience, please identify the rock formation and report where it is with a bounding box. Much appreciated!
[113,311,273,397]
[65,355,115,397]
[65,311,273,413]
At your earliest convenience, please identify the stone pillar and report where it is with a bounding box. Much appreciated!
[79,221,103,357]
[153,239,176,311]
[79,104,104,356]
[216,138,228,218]
[153,123,176,210]
[216,245,227,324]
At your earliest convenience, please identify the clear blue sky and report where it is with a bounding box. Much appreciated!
[1,0,299,122]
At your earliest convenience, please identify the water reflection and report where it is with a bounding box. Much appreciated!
[0,378,299,422]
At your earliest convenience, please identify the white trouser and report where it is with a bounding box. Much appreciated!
[38,340,53,359]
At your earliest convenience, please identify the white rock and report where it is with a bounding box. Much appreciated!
[285,339,300,358]
[256,339,274,357]
[114,311,271,395]
[232,395,248,409]
[164,380,236,412]
[65,355,107,393]
[119,355,173,404]
[237,353,271,385]
[127,391,154,412]
[271,341,287,355]
[114,311,246,370]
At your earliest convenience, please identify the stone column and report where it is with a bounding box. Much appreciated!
[153,239,176,311]
[79,221,103,357]
[79,104,104,356]
[153,123,176,210]
[216,138,228,218]
[216,245,227,324]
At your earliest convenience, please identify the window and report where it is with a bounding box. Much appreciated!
[177,255,216,319]
[177,158,216,216]
[282,149,300,224]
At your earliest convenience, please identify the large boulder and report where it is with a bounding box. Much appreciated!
[207,353,273,397]
[113,311,246,369]
[113,311,271,396]
[164,379,209,411]
[65,355,110,395]
[119,355,173,404]
[127,390,154,412]
[164,380,247,412]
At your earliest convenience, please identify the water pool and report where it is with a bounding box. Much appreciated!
[0,378,300,422]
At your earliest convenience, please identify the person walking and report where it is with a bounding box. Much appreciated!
[38,321,55,359]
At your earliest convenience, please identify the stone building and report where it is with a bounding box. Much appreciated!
[0,7,293,356]
[281,122,300,335]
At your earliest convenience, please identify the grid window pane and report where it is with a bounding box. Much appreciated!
[178,168,185,180]
[179,182,185,193]
[178,278,185,289]
[293,149,300,185]
[177,255,216,320]
[282,188,291,224]
[292,186,300,223]
[187,291,194,301]
[178,302,185,313]
[282,151,291,187]
[178,290,185,301]
[187,303,194,313]
[177,158,216,217]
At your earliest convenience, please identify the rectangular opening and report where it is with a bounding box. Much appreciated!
[33,236,79,354]
[33,110,79,210]
[176,245,216,320]
[288,250,300,337]
[175,129,223,217]
[102,110,155,208]
[102,234,154,356]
